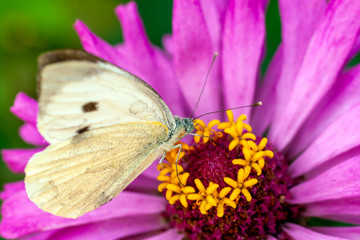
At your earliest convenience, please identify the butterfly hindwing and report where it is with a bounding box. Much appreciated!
[25,121,168,218]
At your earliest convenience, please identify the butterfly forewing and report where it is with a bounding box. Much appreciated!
[37,49,175,144]
[25,121,168,219]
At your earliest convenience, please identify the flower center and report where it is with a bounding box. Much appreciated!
[157,111,302,239]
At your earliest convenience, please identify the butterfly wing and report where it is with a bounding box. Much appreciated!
[25,121,168,219]
[37,49,176,144]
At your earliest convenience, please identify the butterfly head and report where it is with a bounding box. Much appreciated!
[174,117,195,134]
[183,117,195,133]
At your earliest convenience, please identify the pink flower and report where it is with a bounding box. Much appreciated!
[2,0,360,239]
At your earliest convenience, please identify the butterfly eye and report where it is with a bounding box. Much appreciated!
[185,119,195,132]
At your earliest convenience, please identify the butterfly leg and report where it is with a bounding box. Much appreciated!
[172,144,185,186]
[180,132,213,141]
[158,152,166,168]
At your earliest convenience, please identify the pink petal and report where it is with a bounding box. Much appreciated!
[19,123,47,146]
[144,228,183,240]
[22,230,57,240]
[141,160,162,180]
[10,92,38,125]
[289,104,360,177]
[283,223,347,240]
[222,0,265,117]
[270,0,360,150]
[1,148,43,173]
[312,226,360,240]
[288,64,360,157]
[252,47,282,135]
[44,215,167,240]
[0,187,166,239]
[289,155,360,204]
[115,2,186,116]
[0,181,24,201]
[74,20,134,71]
[321,215,360,226]
[162,34,173,58]
[266,236,278,240]
[271,0,326,131]
[305,197,360,224]
[348,34,360,61]
[114,2,155,62]
[173,0,221,117]
[126,174,159,194]
[199,0,229,51]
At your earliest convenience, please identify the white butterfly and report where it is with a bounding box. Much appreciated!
[24,49,194,219]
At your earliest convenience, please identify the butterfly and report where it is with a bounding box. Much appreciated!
[24,49,195,219]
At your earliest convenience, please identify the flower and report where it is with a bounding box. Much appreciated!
[2,0,360,239]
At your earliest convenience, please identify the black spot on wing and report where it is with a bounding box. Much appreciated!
[82,102,98,112]
[77,126,90,134]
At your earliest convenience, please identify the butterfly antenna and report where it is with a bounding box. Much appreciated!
[190,52,218,119]
[193,101,262,120]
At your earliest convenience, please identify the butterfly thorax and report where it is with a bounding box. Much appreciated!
[159,117,194,152]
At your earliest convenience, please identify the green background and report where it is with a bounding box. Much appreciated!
[1,0,354,238]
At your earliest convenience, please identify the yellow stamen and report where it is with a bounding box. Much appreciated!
[166,184,181,193]
[232,159,247,166]
[247,141,258,151]
[229,138,240,151]
[206,182,219,195]
[243,123,252,133]
[244,178,258,188]
[226,110,235,123]
[209,119,221,128]
[242,189,252,201]
[219,187,232,198]
[194,119,221,143]
[158,182,168,192]
[258,138,268,150]
[258,158,265,168]
[180,195,188,208]
[183,186,196,194]
[187,194,202,201]
[230,188,240,200]
[157,175,171,182]
[156,111,273,218]
[159,168,172,176]
[169,195,180,204]
[251,163,262,176]
[242,132,256,141]
[224,126,238,139]
[206,195,217,206]
[224,166,257,202]
[166,190,173,201]
[199,200,207,214]
[233,138,274,175]
[180,172,190,186]
[265,150,274,158]
[194,179,206,192]
[224,177,238,189]
[217,203,225,217]
[223,198,236,208]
